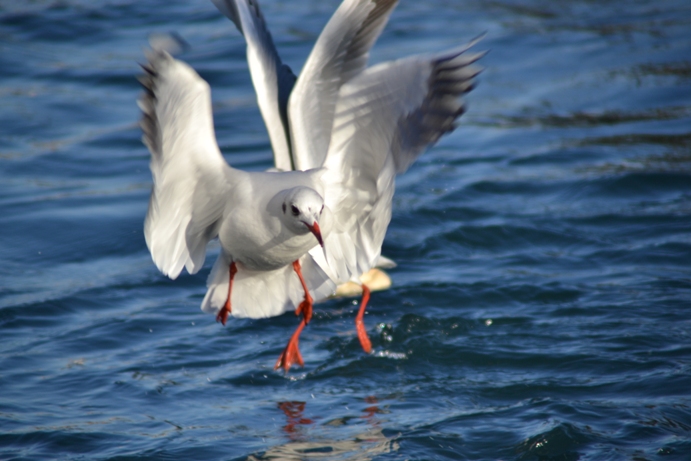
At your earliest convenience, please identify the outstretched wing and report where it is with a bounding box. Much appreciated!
[212,0,297,171]
[288,0,399,170]
[315,39,485,283]
[139,39,237,279]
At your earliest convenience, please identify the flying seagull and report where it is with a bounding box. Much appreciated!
[139,0,483,370]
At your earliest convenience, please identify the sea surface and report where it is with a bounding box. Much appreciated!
[2,0,691,459]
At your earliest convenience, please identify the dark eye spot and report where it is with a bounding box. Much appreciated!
[320,204,324,214]
[282,203,286,213]
[291,205,299,216]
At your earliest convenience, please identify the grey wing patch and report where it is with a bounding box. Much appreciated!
[277,63,298,169]
[335,0,400,84]
[213,0,298,170]
[314,0,400,158]
[393,39,486,173]
[211,0,243,31]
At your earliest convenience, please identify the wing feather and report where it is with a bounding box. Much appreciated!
[317,38,485,282]
[212,0,298,171]
[140,41,237,279]
[289,0,399,170]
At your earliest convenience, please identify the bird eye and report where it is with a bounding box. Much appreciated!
[320,204,324,214]
[291,205,299,216]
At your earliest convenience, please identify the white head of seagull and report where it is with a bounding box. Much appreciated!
[280,187,325,247]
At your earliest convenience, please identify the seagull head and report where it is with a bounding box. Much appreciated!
[281,187,325,247]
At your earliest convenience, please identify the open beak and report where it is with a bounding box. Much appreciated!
[305,221,324,247]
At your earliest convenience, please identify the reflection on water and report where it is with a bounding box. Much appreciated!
[278,401,314,436]
[251,430,395,461]
[253,397,396,461]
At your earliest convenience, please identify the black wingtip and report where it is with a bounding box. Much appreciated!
[138,62,157,76]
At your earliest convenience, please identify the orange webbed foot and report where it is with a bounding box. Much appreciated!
[275,320,306,372]
[276,260,314,371]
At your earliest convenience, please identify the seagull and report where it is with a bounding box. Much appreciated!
[139,0,483,371]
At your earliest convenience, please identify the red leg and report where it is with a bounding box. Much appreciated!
[291,260,313,324]
[274,317,306,371]
[278,401,313,435]
[216,262,237,326]
[355,284,372,353]
[274,260,314,371]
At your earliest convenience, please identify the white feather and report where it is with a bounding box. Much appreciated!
[140,1,483,321]
[288,0,399,170]
[211,0,297,171]
[202,252,336,319]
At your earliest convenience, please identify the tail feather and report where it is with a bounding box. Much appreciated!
[202,253,337,319]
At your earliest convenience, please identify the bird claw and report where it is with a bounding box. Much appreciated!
[275,338,304,371]
[277,260,313,371]
[216,306,229,326]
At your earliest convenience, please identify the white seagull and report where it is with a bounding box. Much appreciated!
[139,0,483,371]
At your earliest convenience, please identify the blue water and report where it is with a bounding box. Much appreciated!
[2,0,691,459]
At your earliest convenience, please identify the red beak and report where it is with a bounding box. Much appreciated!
[306,221,324,247]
